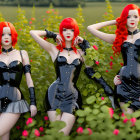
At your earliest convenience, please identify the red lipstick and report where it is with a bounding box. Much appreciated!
[130,23,134,25]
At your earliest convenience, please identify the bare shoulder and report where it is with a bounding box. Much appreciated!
[20,50,30,65]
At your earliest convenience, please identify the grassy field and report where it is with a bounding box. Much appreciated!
[0,2,140,27]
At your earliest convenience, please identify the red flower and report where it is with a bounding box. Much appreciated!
[101,97,104,100]
[87,128,92,135]
[120,62,123,66]
[121,113,126,118]
[31,17,35,21]
[95,61,99,65]
[110,56,113,60]
[39,127,44,132]
[30,59,33,62]
[106,70,109,72]
[130,118,136,126]
[76,127,83,134]
[26,118,33,125]
[113,129,119,135]
[16,126,20,130]
[123,118,129,123]
[29,21,32,24]
[46,11,50,14]
[34,129,40,137]
[44,116,49,121]
[93,45,98,50]
[104,12,107,15]
[22,130,28,137]
[109,61,113,66]
[51,9,54,11]
[109,108,114,118]
[18,29,22,31]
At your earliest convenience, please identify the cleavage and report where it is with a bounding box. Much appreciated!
[57,56,81,65]
[0,60,22,67]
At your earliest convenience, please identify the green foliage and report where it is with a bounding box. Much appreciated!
[1,1,139,140]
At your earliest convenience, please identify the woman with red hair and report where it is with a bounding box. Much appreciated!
[0,22,37,140]
[30,17,91,135]
[87,4,140,113]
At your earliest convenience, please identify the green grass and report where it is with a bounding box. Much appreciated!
[0,2,139,27]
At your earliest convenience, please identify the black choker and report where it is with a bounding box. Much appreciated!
[63,48,73,51]
[2,47,13,53]
[128,29,139,35]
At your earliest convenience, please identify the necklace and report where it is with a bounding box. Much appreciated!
[64,48,73,56]
[2,47,13,55]
[128,29,139,38]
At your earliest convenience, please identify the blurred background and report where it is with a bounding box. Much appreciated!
[0,0,139,27]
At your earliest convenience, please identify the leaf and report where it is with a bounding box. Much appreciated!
[135,120,140,130]
[76,110,86,117]
[132,111,140,118]
[77,118,84,124]
[92,109,100,115]
[92,72,101,79]
[86,96,96,104]
[82,89,88,96]
[86,114,94,121]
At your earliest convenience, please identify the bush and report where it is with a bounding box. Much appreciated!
[0,1,139,139]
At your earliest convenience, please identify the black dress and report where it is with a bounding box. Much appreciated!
[0,51,29,113]
[116,39,140,110]
[45,52,83,114]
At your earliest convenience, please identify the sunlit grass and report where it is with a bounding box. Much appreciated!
[0,2,138,27]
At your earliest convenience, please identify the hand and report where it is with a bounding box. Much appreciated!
[74,36,84,46]
[30,105,37,117]
[56,34,63,45]
[114,75,121,85]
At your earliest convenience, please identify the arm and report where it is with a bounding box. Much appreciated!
[21,50,37,117]
[30,30,58,58]
[87,20,117,44]
[84,67,113,96]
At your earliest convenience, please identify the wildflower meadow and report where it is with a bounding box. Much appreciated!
[0,0,140,140]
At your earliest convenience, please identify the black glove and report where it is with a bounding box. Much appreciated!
[45,29,57,41]
[84,67,113,96]
[29,87,36,106]
[84,67,116,109]
[78,39,90,55]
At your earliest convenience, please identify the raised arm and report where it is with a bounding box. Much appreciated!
[30,30,58,59]
[87,20,117,44]
[21,50,37,117]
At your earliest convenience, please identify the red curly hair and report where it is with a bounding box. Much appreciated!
[113,4,140,55]
[0,22,18,53]
[56,17,79,53]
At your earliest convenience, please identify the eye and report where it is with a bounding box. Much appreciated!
[2,34,4,36]
[134,15,138,18]
[63,28,67,31]
[9,34,11,36]
[127,15,130,19]
[71,29,74,32]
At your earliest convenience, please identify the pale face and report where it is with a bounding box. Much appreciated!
[1,27,12,47]
[127,10,140,29]
[62,28,74,41]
